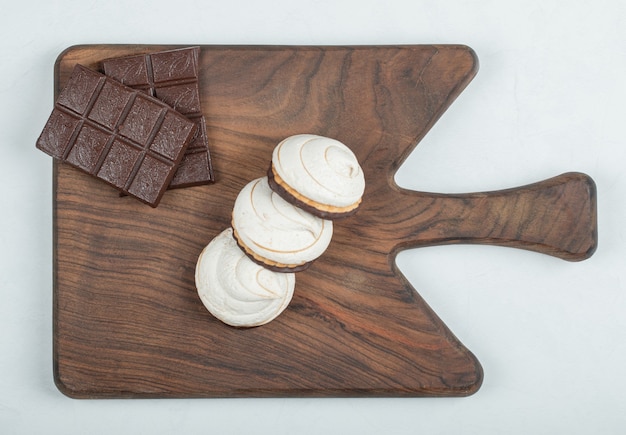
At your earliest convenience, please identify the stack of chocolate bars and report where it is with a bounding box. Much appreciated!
[36,47,214,207]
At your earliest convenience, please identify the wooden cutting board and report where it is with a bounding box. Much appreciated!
[52,45,597,398]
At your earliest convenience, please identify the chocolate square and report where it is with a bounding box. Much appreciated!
[97,139,142,186]
[36,64,196,207]
[155,83,201,114]
[56,66,102,114]
[127,155,172,203]
[150,48,199,84]
[102,47,214,188]
[87,80,134,129]
[150,111,195,160]
[66,124,110,173]
[37,110,81,157]
[118,95,164,144]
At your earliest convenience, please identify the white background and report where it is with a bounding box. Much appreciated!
[1,1,625,433]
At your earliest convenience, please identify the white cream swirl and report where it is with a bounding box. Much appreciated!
[195,228,295,327]
[232,177,333,267]
[272,134,365,208]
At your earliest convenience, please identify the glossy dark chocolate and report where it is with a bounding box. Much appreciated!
[37,64,196,207]
[102,47,214,188]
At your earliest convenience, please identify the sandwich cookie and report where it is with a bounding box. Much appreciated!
[267,134,365,219]
[231,176,333,272]
[195,228,295,327]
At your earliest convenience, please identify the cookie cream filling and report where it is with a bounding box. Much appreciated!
[272,134,365,208]
[232,177,333,267]
[195,228,295,327]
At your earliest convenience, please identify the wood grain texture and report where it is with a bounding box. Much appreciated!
[52,45,597,398]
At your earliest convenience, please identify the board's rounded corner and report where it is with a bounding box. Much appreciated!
[53,44,89,71]
[388,248,485,398]
[456,352,484,397]
[53,365,91,399]
[461,44,480,70]
[460,44,480,74]
[451,44,480,83]
[429,336,484,397]
[431,43,479,77]
[52,45,89,95]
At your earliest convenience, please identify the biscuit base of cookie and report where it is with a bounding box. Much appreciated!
[231,226,313,273]
[267,165,361,219]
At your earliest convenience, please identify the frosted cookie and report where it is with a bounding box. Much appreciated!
[267,134,365,219]
[231,177,333,272]
[195,228,295,327]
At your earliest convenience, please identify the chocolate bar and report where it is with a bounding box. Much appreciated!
[102,47,214,188]
[37,64,196,207]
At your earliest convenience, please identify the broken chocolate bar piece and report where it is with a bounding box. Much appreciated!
[102,46,214,188]
[36,64,196,207]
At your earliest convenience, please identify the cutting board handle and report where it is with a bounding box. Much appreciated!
[395,172,597,261]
